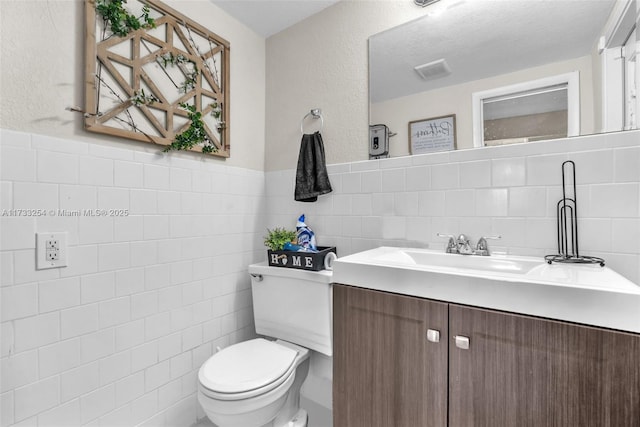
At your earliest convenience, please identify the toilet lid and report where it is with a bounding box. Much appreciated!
[199,338,298,394]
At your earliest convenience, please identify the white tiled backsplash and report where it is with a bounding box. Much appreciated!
[0,129,265,427]
[266,130,640,285]
[1,128,639,427]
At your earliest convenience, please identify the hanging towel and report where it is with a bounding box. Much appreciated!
[295,131,332,202]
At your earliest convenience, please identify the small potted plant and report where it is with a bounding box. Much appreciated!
[264,227,297,252]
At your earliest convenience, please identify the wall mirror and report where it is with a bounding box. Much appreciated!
[369,0,639,156]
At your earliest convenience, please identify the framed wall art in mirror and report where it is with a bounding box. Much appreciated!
[84,0,230,157]
[409,114,456,155]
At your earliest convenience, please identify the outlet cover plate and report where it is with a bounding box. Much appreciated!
[36,232,68,270]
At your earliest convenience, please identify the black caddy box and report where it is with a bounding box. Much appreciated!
[267,246,337,271]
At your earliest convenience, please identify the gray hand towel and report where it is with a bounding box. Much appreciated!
[295,132,332,202]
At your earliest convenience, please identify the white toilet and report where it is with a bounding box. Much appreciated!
[198,263,333,427]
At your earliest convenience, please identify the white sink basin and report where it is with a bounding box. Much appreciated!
[373,248,541,275]
[332,247,640,333]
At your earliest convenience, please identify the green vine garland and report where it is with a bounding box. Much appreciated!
[130,88,158,107]
[163,103,218,154]
[95,0,155,37]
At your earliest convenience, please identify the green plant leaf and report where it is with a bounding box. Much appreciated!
[263,228,297,251]
[95,0,155,37]
[163,103,218,154]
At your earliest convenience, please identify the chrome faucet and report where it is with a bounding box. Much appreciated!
[455,234,474,255]
[437,233,501,256]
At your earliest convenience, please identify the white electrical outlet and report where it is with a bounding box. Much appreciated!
[36,232,68,270]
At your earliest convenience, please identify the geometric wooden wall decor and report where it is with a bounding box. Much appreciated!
[84,0,230,157]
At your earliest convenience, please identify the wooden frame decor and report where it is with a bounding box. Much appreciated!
[84,0,230,157]
[409,114,456,155]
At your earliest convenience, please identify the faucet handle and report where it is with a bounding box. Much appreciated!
[476,235,502,255]
[436,233,455,239]
[436,233,457,254]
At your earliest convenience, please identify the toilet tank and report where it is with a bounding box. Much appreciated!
[248,263,333,356]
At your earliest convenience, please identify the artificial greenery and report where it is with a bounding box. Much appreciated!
[210,102,222,120]
[264,228,297,251]
[130,88,158,107]
[95,0,155,37]
[157,52,198,94]
[209,102,226,132]
[179,68,199,93]
[163,103,218,153]
[156,54,222,151]
[159,52,188,68]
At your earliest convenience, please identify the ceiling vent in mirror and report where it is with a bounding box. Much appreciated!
[414,58,451,81]
[414,0,440,7]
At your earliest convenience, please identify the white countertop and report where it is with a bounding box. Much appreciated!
[332,247,640,334]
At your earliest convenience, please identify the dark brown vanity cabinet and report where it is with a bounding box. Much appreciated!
[333,284,640,427]
[333,284,448,427]
[449,304,640,426]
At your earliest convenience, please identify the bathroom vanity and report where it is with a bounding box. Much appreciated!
[331,247,640,427]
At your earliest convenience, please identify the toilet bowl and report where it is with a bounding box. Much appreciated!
[197,264,333,427]
[198,338,310,427]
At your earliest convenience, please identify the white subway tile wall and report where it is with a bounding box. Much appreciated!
[1,128,639,427]
[267,131,640,286]
[0,130,264,427]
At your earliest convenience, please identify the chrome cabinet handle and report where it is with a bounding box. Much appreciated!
[454,335,470,350]
[426,329,440,343]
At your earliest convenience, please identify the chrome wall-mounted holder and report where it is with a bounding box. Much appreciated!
[300,109,324,134]
[544,161,605,267]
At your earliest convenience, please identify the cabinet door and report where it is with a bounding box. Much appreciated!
[449,304,640,427]
[333,285,448,427]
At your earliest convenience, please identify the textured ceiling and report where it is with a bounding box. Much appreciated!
[370,0,617,103]
[209,0,340,37]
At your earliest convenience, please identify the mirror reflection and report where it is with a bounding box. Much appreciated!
[369,0,639,157]
[482,85,569,146]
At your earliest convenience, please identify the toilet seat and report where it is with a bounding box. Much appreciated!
[199,338,299,401]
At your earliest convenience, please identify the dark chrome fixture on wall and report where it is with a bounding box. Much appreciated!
[369,124,396,159]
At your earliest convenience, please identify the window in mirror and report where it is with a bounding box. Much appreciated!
[472,72,579,147]
[482,84,568,146]
[623,28,637,130]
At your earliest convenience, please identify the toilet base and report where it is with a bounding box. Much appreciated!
[283,408,307,427]
[258,408,306,427]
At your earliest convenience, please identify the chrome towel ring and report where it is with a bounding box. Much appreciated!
[300,108,324,134]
